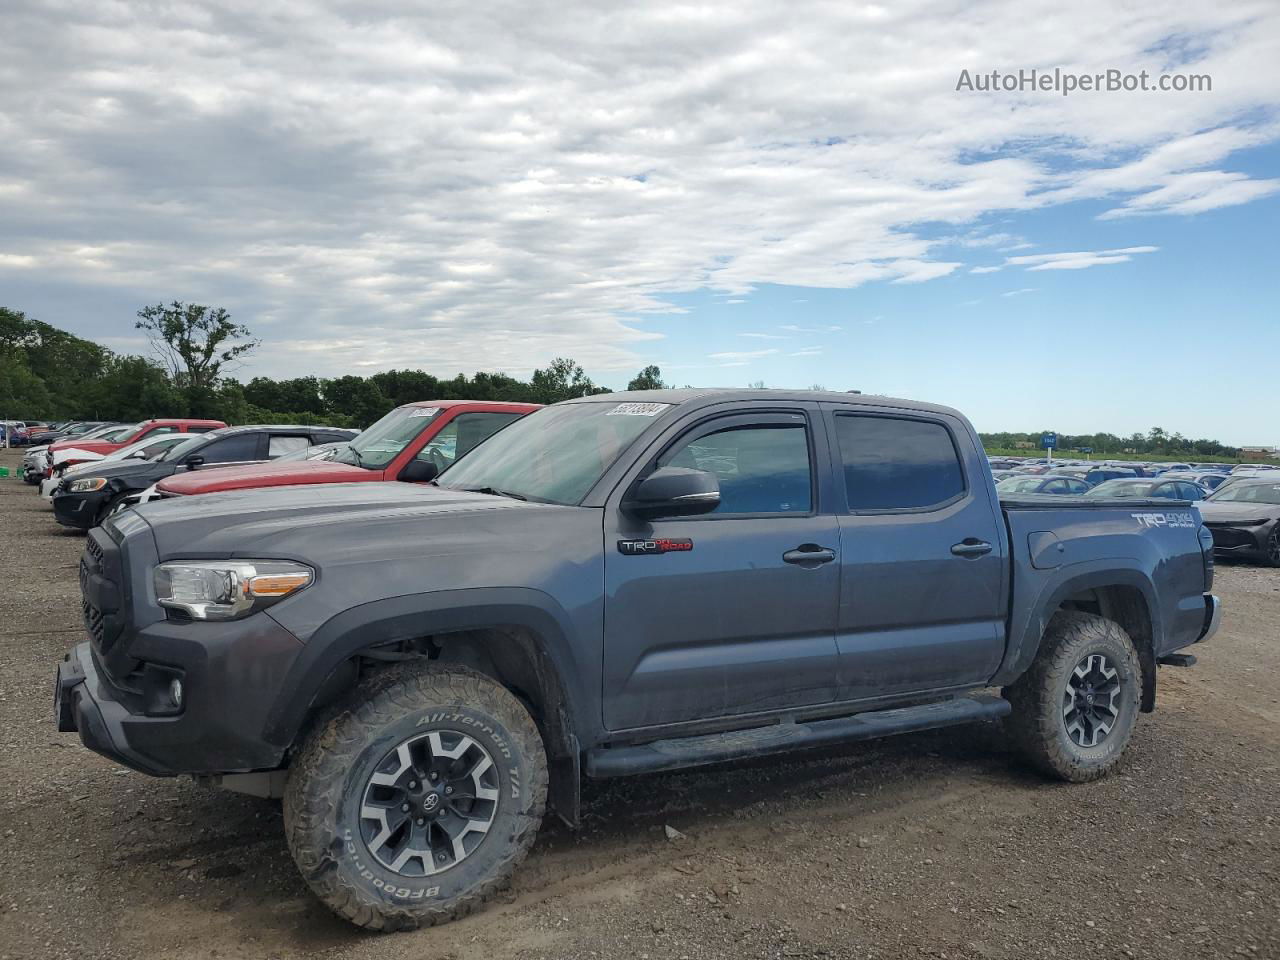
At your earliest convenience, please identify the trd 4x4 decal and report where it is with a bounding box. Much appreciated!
[1131,511,1196,529]
[617,538,693,555]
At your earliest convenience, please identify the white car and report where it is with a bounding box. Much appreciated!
[24,423,130,484]
[22,444,52,482]
[40,434,190,499]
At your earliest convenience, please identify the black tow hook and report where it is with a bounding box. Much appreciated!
[1157,653,1197,667]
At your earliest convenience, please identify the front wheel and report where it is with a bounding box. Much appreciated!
[96,493,132,526]
[1265,526,1280,568]
[1004,611,1142,782]
[284,662,547,931]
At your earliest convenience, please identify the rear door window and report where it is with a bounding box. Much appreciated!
[268,435,312,458]
[834,415,965,511]
[199,433,263,463]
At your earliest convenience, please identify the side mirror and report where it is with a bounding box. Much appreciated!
[624,466,720,520]
[184,454,205,470]
[399,459,439,484]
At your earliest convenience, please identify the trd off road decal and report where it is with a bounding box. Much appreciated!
[1131,511,1196,529]
[617,538,694,555]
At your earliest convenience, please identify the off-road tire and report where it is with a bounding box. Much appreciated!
[1004,611,1142,782]
[284,662,547,931]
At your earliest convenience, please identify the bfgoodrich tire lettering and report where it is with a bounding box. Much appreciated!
[1004,611,1142,783]
[284,662,547,931]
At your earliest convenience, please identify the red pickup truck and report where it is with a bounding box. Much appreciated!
[45,418,227,475]
[154,400,538,497]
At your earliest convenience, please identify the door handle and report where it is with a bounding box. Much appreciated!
[783,544,837,566]
[951,539,993,558]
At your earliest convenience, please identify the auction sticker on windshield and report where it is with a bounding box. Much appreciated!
[607,402,670,417]
[409,408,441,418]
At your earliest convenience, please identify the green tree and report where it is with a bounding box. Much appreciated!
[135,302,259,393]
[323,375,391,427]
[529,358,607,404]
[81,355,185,421]
[627,365,667,391]
[370,369,442,407]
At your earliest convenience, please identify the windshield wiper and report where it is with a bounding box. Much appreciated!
[346,443,366,467]
[457,485,527,502]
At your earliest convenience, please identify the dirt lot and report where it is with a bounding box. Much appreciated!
[1,447,1277,960]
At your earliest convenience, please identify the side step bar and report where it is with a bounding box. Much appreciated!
[585,695,1011,778]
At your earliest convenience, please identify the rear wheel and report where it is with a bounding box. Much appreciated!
[284,662,547,931]
[1005,611,1142,782]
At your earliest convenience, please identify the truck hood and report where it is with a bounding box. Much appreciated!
[157,458,374,495]
[130,481,554,559]
[1199,501,1280,523]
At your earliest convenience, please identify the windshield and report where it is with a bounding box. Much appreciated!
[112,435,189,461]
[996,476,1046,494]
[436,400,670,505]
[334,406,440,470]
[1086,479,1152,497]
[71,423,124,442]
[98,422,142,442]
[157,433,217,462]
[1208,483,1280,505]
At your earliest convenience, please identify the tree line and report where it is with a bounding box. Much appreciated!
[979,428,1241,459]
[0,303,669,429]
[1,302,1246,457]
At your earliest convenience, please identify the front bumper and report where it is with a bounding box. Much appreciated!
[1206,523,1270,559]
[56,643,167,775]
[52,489,109,529]
[55,611,307,775]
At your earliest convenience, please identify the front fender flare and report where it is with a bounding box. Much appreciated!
[261,587,592,753]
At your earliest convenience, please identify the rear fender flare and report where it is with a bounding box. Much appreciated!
[992,562,1160,687]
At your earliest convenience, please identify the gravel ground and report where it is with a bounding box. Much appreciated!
[1,446,1276,960]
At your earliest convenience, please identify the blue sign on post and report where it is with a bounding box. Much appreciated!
[1040,432,1057,450]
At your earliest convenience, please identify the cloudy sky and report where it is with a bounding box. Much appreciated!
[2,0,1278,442]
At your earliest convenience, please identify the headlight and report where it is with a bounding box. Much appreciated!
[68,477,108,493]
[154,560,314,621]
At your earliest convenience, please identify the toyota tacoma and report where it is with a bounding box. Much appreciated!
[54,390,1221,931]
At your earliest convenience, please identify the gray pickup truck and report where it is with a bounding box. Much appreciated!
[56,389,1220,930]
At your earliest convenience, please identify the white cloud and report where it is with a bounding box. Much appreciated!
[739,332,788,339]
[790,347,823,357]
[1002,288,1038,297]
[970,265,1003,274]
[1006,246,1159,271]
[708,348,779,362]
[780,324,842,333]
[1098,171,1280,219]
[1,1,1277,378]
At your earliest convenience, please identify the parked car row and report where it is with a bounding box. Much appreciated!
[23,402,542,532]
[987,455,1280,566]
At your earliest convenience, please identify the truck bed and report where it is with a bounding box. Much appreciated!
[994,493,1210,685]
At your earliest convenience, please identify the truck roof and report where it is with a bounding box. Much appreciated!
[562,388,961,418]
